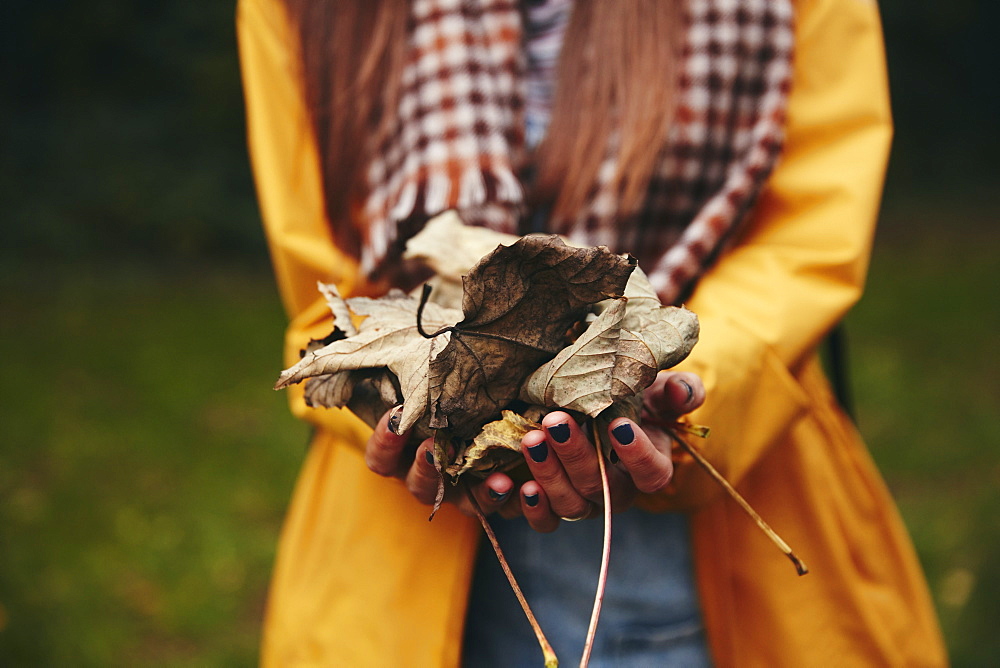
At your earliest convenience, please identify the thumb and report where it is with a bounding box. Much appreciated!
[645,371,705,422]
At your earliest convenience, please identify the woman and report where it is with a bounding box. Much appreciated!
[238,0,947,665]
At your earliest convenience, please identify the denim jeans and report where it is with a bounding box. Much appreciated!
[463,509,711,667]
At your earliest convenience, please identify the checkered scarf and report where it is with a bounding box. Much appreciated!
[360,0,794,305]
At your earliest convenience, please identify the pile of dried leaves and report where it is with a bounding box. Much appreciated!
[275,212,699,486]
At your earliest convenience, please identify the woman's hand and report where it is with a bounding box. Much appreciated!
[517,371,705,531]
[364,408,518,518]
[363,370,705,527]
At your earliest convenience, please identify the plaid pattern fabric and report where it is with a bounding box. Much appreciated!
[362,0,526,273]
[361,0,794,305]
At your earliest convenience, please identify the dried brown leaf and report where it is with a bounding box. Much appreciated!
[427,235,636,437]
[403,210,520,282]
[521,268,699,417]
[606,267,699,402]
[446,410,541,478]
[275,291,462,434]
[520,298,626,416]
[318,282,358,336]
[618,267,699,372]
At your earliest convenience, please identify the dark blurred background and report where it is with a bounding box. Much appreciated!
[1,1,997,665]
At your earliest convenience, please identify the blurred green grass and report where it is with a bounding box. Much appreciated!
[0,262,308,665]
[846,214,1000,667]
[0,216,997,665]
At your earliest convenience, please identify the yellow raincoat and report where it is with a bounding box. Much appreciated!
[238,0,947,664]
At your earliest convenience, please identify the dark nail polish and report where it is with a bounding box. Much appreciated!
[387,404,404,435]
[424,450,434,466]
[488,488,509,503]
[524,492,539,507]
[612,422,635,445]
[527,441,549,463]
[610,449,620,464]
[548,423,571,443]
[678,379,694,404]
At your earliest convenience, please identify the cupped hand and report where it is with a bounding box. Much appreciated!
[364,408,518,518]
[517,371,705,532]
[363,370,705,528]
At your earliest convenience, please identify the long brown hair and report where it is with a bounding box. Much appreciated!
[283,0,683,257]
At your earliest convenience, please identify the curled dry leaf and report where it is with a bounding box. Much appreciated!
[299,283,362,409]
[612,266,699,400]
[520,299,626,417]
[275,288,463,437]
[521,267,699,418]
[404,209,521,279]
[426,234,636,437]
[318,282,357,336]
[404,210,522,310]
[447,410,542,479]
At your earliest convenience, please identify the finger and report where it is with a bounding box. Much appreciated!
[520,481,560,533]
[609,418,674,494]
[404,440,443,506]
[644,371,705,422]
[521,428,593,521]
[541,412,604,503]
[457,473,515,517]
[365,406,410,477]
[540,415,641,511]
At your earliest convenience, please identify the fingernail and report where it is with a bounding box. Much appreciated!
[527,441,549,463]
[612,422,635,445]
[488,488,509,503]
[524,492,539,507]
[387,404,404,435]
[548,423,571,443]
[609,449,620,464]
[424,450,434,466]
[678,379,694,404]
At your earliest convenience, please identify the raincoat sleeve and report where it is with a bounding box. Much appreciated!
[646,0,893,509]
[237,0,374,445]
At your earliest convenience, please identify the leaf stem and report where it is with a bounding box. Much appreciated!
[464,484,559,667]
[670,428,809,576]
[580,421,613,668]
[416,284,437,338]
[415,284,563,355]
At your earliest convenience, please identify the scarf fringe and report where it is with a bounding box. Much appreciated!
[386,166,523,226]
[457,169,487,209]
[493,168,523,203]
[424,173,452,215]
[388,181,419,223]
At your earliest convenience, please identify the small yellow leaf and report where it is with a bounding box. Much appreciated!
[446,410,540,478]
